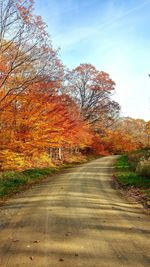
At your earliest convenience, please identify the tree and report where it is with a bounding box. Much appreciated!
[0,0,63,111]
[114,117,147,147]
[0,79,92,167]
[145,120,150,146]
[65,64,120,128]
[102,129,139,154]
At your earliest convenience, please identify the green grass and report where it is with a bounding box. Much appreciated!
[115,155,150,200]
[0,167,57,197]
[115,155,131,170]
[0,154,100,199]
[115,171,150,188]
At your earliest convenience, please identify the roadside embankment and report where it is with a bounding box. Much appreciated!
[114,152,150,210]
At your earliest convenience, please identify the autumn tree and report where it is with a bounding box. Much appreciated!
[114,117,147,147]
[0,78,93,169]
[145,120,150,147]
[102,129,139,154]
[64,64,120,128]
[0,0,63,111]
[1,1,140,169]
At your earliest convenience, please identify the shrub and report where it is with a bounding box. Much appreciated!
[0,150,55,171]
[0,150,26,171]
[31,152,55,168]
[136,157,150,178]
[128,149,150,170]
[64,154,86,164]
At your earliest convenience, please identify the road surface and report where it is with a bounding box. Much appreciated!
[0,156,149,267]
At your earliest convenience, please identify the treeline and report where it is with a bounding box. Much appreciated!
[0,0,149,170]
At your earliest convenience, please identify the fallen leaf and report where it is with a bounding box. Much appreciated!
[65,232,72,236]
[65,233,69,236]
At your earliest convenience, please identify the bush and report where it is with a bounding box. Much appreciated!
[115,156,150,189]
[128,149,150,170]
[136,158,150,178]
[64,154,87,164]
[31,152,55,168]
[0,150,26,171]
[0,151,55,171]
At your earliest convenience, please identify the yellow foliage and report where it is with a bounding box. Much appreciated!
[64,154,86,164]
[0,150,26,170]
[31,152,55,168]
[0,151,55,170]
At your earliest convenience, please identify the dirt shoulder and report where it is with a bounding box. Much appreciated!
[112,176,150,214]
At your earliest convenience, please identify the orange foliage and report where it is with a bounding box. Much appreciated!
[0,1,148,170]
[103,129,139,154]
[0,80,92,169]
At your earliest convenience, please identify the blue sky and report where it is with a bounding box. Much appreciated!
[35,0,150,121]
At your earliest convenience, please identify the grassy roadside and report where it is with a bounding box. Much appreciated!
[114,155,150,203]
[0,167,58,198]
[0,155,98,200]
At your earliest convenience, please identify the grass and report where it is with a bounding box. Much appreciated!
[115,155,150,201]
[0,167,58,198]
[0,154,99,199]
[115,155,131,170]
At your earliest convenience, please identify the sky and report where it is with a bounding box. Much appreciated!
[35,0,150,121]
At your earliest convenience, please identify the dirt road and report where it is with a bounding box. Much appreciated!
[0,156,149,267]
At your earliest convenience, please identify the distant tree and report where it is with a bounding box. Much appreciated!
[145,120,150,146]
[114,117,147,147]
[64,64,120,128]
